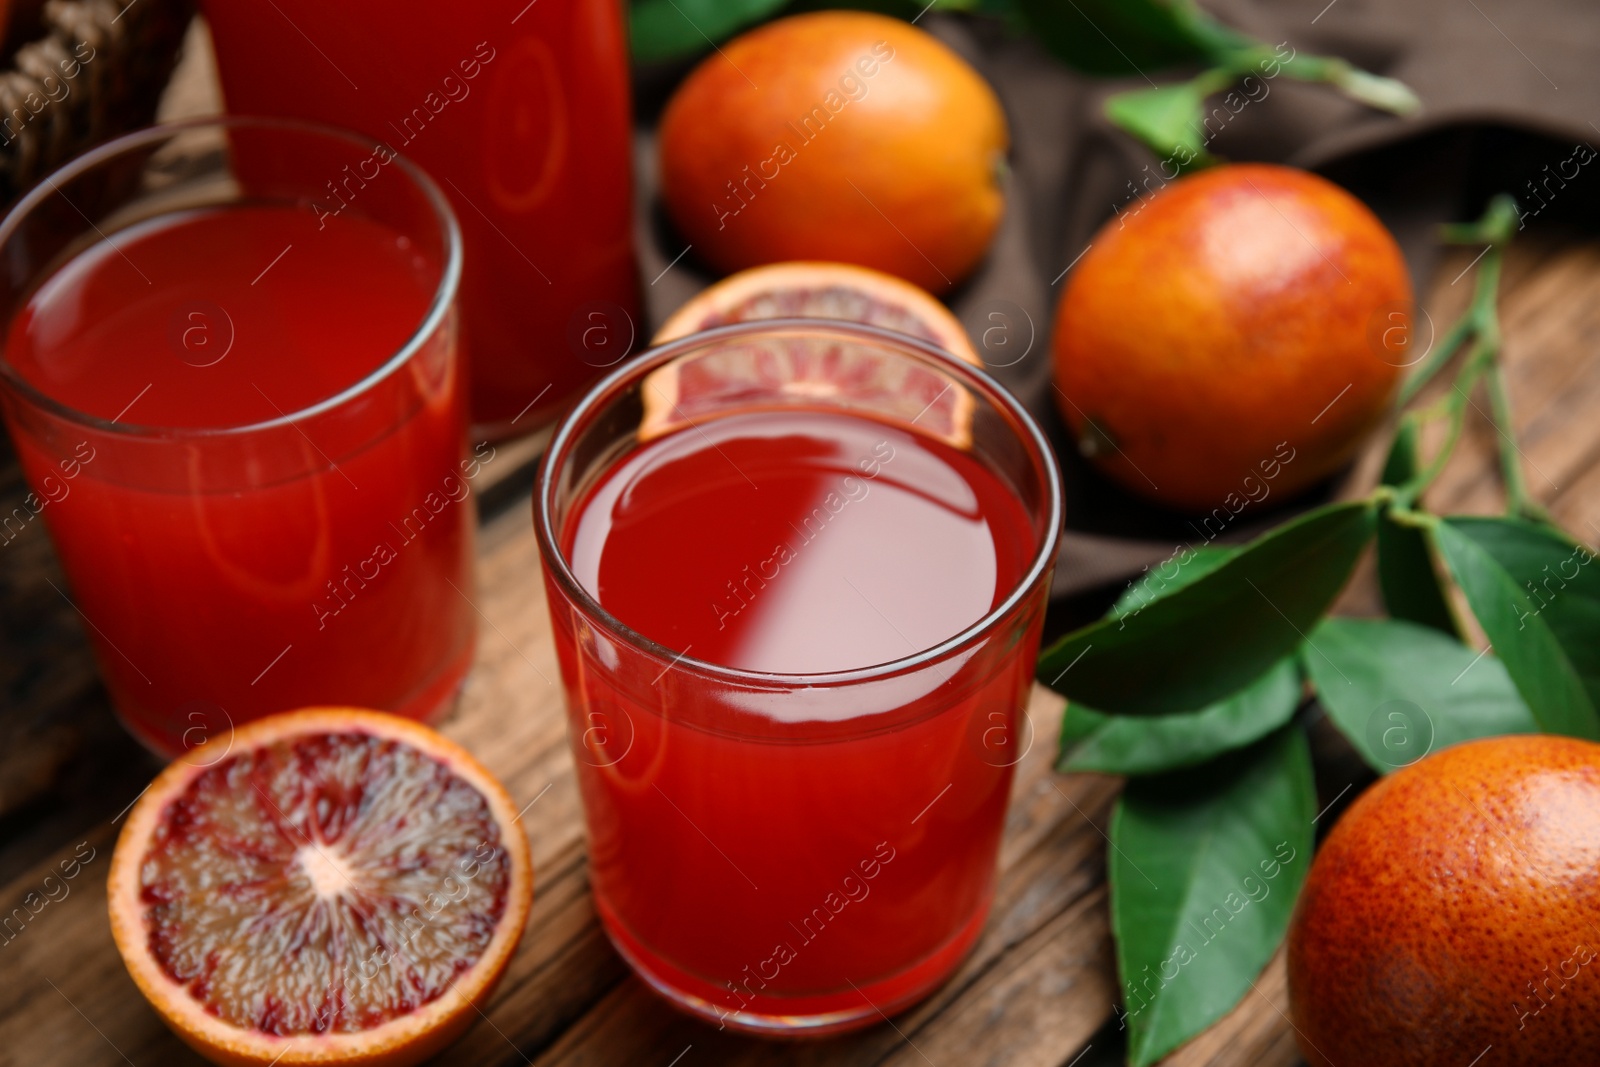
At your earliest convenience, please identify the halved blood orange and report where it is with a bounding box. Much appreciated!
[653,261,981,365]
[643,264,978,450]
[108,708,534,1067]
[639,336,976,450]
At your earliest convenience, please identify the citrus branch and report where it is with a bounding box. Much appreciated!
[1273,53,1420,115]
[1393,195,1540,519]
[1397,307,1473,406]
[1098,3,1418,165]
[1484,361,1545,520]
[1393,345,1490,507]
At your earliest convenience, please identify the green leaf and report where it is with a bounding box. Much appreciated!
[1445,519,1600,709]
[1111,545,1238,619]
[1301,618,1538,773]
[629,0,789,62]
[1011,0,1211,75]
[1104,80,1210,160]
[1063,546,1299,776]
[1377,424,1458,636]
[1060,657,1300,775]
[1111,726,1315,1066]
[1038,501,1378,716]
[1432,517,1600,738]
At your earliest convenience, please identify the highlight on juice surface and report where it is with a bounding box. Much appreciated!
[535,319,1062,1034]
[0,118,477,757]
[107,708,534,1067]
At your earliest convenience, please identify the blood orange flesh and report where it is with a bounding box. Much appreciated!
[639,333,976,451]
[109,709,533,1067]
[653,261,981,366]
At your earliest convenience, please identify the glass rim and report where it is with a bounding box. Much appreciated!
[0,115,464,440]
[534,317,1064,689]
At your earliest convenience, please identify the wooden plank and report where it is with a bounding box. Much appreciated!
[0,217,1595,1067]
[0,482,1124,1065]
[878,888,1112,1067]
[1157,950,1301,1067]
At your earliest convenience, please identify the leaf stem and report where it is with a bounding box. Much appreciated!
[1393,342,1491,506]
[1383,502,1439,530]
[1470,243,1505,342]
[1277,53,1420,115]
[1400,224,1504,403]
[1096,3,1419,163]
[1441,195,1521,246]
[1396,194,1535,517]
[1397,308,1474,406]
[1484,361,1547,521]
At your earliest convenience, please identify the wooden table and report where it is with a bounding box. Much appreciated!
[5,31,1600,1067]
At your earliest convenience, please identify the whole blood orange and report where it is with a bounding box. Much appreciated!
[108,708,534,1067]
[654,261,980,365]
[1051,163,1411,512]
[657,11,1007,294]
[1287,734,1600,1067]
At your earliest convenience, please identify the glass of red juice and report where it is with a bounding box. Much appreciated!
[200,0,639,441]
[0,118,477,757]
[535,321,1062,1034]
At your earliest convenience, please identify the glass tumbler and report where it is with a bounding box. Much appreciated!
[0,118,476,757]
[535,320,1062,1034]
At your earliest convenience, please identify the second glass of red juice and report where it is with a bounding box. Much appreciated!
[0,118,476,757]
[536,321,1062,1033]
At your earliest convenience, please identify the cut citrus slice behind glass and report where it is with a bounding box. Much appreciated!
[108,708,534,1067]
[640,336,977,452]
[652,261,981,366]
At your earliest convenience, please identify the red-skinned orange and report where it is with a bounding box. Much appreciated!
[1051,163,1411,512]
[1287,734,1600,1067]
[658,11,1007,294]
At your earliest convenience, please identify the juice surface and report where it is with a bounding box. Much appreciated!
[551,407,1045,1027]
[564,409,1035,674]
[2,203,475,756]
[7,204,434,427]
[201,0,638,433]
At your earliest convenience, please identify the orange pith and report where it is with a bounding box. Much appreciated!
[653,261,981,366]
[108,708,534,1067]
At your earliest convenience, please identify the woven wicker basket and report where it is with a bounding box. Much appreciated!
[0,0,191,207]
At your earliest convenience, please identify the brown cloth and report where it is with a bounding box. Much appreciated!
[633,0,1600,606]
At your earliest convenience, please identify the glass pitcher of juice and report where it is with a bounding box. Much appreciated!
[201,0,639,439]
